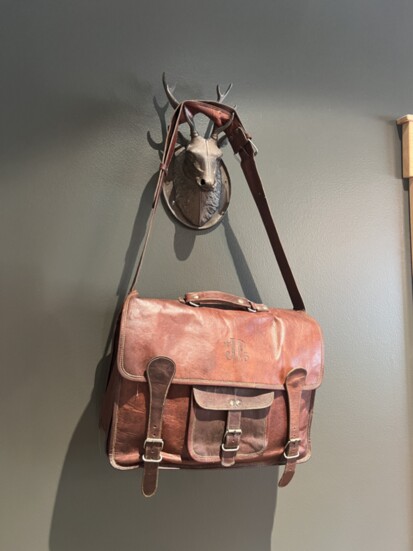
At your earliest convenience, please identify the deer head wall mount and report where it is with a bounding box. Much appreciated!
[162,73,234,230]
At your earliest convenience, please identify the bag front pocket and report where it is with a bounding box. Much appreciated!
[187,386,274,465]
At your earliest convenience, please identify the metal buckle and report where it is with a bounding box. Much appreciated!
[234,138,259,162]
[221,443,240,452]
[224,429,242,438]
[283,438,301,460]
[221,429,242,452]
[142,438,164,463]
[144,438,164,450]
[142,455,163,463]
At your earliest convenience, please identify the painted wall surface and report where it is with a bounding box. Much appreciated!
[1,1,412,550]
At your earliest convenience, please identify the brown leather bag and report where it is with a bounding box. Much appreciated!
[100,100,324,497]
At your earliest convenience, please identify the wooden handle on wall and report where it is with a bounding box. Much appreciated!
[396,114,413,274]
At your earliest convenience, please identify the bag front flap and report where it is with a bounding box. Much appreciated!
[193,386,274,410]
[118,291,323,390]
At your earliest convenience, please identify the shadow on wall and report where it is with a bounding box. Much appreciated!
[48,199,277,551]
[48,385,278,551]
[48,88,276,550]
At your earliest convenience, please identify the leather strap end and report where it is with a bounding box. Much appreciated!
[278,465,296,488]
[142,463,160,498]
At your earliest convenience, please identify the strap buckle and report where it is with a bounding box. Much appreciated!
[144,438,164,449]
[224,429,242,438]
[142,455,163,463]
[142,438,164,463]
[234,138,259,162]
[221,443,240,452]
[283,438,301,460]
[221,429,242,452]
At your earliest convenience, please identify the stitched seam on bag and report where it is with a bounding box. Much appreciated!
[193,387,274,410]
[108,380,121,468]
[117,367,322,390]
[117,290,137,380]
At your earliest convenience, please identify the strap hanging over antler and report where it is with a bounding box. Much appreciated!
[130,100,305,312]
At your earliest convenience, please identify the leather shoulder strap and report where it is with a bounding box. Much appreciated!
[129,101,305,311]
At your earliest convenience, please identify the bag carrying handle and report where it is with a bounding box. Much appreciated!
[130,100,305,311]
[182,291,270,312]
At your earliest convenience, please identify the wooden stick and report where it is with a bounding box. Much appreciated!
[396,115,413,274]
[409,178,413,274]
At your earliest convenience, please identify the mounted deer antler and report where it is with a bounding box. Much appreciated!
[211,114,234,140]
[162,72,180,108]
[161,73,234,229]
[216,83,233,104]
[162,72,233,112]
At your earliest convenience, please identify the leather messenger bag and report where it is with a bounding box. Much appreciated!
[100,100,324,497]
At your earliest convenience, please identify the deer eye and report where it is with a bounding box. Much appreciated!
[186,152,202,169]
[186,151,197,162]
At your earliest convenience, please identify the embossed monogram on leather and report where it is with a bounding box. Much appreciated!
[225,338,249,361]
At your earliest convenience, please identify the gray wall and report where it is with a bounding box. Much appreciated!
[1,1,412,550]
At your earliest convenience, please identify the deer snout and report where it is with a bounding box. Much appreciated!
[196,176,216,191]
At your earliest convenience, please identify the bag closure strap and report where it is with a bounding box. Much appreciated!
[130,100,305,311]
[221,410,242,467]
[142,356,176,498]
[278,367,307,487]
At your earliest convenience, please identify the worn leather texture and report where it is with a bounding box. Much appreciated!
[119,292,322,390]
[101,290,323,485]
